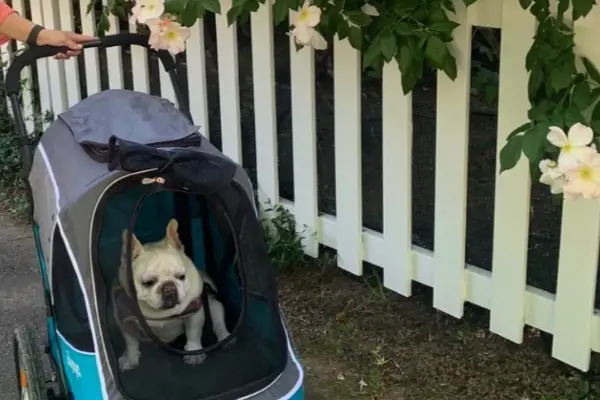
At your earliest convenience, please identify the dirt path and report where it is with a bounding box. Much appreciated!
[278,263,600,400]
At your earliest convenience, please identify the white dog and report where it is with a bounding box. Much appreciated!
[112,219,231,371]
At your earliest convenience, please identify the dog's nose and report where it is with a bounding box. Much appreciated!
[162,281,177,296]
[160,281,179,308]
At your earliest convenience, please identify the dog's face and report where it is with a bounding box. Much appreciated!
[123,219,192,311]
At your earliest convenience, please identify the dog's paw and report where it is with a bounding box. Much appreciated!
[183,353,207,366]
[118,353,140,371]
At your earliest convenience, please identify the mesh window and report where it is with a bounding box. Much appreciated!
[92,179,287,400]
[51,228,94,352]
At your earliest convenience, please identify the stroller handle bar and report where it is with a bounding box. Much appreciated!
[5,33,178,95]
[5,32,190,181]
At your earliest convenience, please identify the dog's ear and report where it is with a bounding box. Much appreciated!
[122,229,143,259]
[165,219,183,249]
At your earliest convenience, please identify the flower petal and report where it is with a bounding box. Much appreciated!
[305,6,322,27]
[546,126,568,148]
[361,3,379,16]
[292,25,312,45]
[567,123,593,147]
[309,29,328,50]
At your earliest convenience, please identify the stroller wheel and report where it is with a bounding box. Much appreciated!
[13,324,46,400]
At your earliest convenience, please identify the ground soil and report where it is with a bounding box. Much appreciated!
[278,262,600,400]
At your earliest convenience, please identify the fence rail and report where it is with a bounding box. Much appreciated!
[5,0,600,373]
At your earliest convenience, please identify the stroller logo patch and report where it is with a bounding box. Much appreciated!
[141,177,165,185]
[66,352,82,379]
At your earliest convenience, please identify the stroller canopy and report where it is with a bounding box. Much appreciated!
[28,89,303,400]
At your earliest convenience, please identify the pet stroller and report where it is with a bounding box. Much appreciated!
[7,33,304,400]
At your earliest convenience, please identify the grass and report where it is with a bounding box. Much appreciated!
[263,204,600,400]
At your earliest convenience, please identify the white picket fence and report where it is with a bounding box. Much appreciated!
[5,0,600,373]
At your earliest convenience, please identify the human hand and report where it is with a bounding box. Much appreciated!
[36,29,97,60]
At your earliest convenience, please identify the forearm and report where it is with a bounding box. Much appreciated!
[0,10,34,43]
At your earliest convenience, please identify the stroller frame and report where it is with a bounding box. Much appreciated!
[6,33,305,400]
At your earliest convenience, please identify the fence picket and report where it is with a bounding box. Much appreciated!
[1,28,13,116]
[186,21,210,138]
[215,9,242,163]
[40,0,68,115]
[58,0,81,107]
[552,201,600,371]
[289,15,319,258]
[489,1,535,344]
[251,2,279,206]
[129,24,150,94]
[158,56,177,105]
[29,1,52,128]
[79,0,101,97]
[9,0,34,133]
[382,62,413,296]
[551,9,600,372]
[432,0,472,318]
[333,38,363,275]
[103,0,124,90]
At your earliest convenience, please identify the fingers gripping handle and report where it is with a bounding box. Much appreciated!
[4,33,177,95]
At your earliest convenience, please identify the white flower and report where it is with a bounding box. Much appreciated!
[562,149,600,200]
[361,3,379,16]
[146,18,190,55]
[130,0,165,24]
[539,159,566,194]
[547,123,594,169]
[291,0,322,28]
[291,25,327,50]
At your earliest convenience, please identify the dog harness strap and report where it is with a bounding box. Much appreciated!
[112,281,206,342]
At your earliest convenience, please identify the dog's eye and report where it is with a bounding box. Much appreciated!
[175,274,185,281]
[141,278,156,287]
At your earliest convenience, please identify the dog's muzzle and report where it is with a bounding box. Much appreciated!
[160,281,180,309]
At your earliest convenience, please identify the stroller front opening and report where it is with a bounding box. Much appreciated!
[91,177,288,400]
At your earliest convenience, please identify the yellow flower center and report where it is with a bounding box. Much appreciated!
[298,9,310,23]
[165,30,177,40]
[563,143,572,152]
[578,166,594,181]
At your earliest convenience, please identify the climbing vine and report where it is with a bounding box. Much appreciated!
[96,0,600,199]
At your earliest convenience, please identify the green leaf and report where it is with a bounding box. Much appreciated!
[572,0,596,20]
[572,81,593,109]
[395,23,414,36]
[227,4,245,25]
[428,21,460,36]
[165,0,188,14]
[550,63,574,92]
[582,57,600,84]
[557,0,570,19]
[273,0,290,25]
[379,32,397,62]
[528,66,543,101]
[499,136,524,173]
[347,26,362,50]
[363,40,381,69]
[592,100,600,121]
[397,45,412,75]
[522,127,545,162]
[200,0,221,14]
[424,35,448,69]
[180,0,201,26]
[506,122,531,141]
[337,20,349,40]
[591,120,600,135]
[442,53,457,80]
[519,0,533,8]
[442,0,456,13]
[463,0,478,5]
[345,11,372,27]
